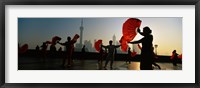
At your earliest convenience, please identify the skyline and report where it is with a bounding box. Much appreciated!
[18,17,182,56]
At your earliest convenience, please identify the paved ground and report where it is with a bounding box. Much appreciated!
[18,57,182,70]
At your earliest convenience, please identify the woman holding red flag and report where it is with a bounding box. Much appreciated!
[58,35,79,67]
[128,27,154,70]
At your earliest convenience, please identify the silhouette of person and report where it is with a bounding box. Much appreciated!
[41,42,48,63]
[81,45,86,64]
[58,36,77,67]
[171,50,178,66]
[81,45,86,53]
[35,45,40,58]
[58,47,62,52]
[98,45,107,69]
[36,45,40,51]
[50,45,57,58]
[128,27,154,70]
[126,47,132,64]
[101,40,121,69]
[58,47,62,58]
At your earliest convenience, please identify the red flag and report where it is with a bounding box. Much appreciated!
[72,34,80,42]
[119,36,128,52]
[46,41,52,44]
[122,18,141,42]
[120,18,142,52]
[131,51,137,57]
[52,36,61,45]
[95,40,102,52]
[170,53,174,59]
[178,54,182,59]
[19,44,28,54]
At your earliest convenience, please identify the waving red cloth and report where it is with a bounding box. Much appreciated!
[170,53,175,59]
[131,51,137,57]
[46,36,61,45]
[119,36,128,52]
[46,41,52,44]
[52,36,61,45]
[178,54,182,59]
[94,40,102,52]
[120,18,142,52]
[72,34,80,42]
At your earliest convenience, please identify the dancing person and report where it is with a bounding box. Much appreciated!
[41,42,48,63]
[126,47,132,64]
[171,50,178,66]
[128,27,154,70]
[58,36,77,67]
[101,40,121,69]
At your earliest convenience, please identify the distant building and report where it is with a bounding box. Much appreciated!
[75,19,84,51]
[112,34,116,45]
[84,40,93,52]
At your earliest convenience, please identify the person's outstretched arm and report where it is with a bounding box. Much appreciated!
[101,44,107,49]
[137,28,144,36]
[128,39,143,44]
[115,45,121,48]
[58,41,66,46]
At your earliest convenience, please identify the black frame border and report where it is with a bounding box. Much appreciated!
[0,0,200,88]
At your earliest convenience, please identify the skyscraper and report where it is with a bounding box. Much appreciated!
[79,19,84,47]
[112,34,116,45]
[75,19,84,51]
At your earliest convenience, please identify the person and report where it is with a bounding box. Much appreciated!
[81,45,86,65]
[35,45,40,58]
[58,36,77,67]
[98,45,107,69]
[128,27,154,70]
[171,50,178,66]
[81,45,85,51]
[101,40,121,69]
[40,42,48,63]
[36,45,40,51]
[58,47,62,52]
[126,47,132,64]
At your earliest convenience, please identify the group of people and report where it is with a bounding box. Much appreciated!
[97,26,161,70]
[37,26,180,70]
[39,36,77,68]
[45,26,156,70]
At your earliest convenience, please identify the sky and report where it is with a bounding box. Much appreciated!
[18,17,182,56]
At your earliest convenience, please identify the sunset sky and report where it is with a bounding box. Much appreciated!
[18,17,182,56]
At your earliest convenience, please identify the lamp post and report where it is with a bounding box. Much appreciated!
[154,44,158,55]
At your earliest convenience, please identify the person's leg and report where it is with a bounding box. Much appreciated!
[104,55,110,68]
[67,52,71,67]
[129,57,131,64]
[152,63,161,69]
[110,56,114,69]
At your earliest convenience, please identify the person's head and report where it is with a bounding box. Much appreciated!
[128,47,131,50]
[172,50,176,53]
[109,40,113,45]
[67,36,71,41]
[143,26,152,36]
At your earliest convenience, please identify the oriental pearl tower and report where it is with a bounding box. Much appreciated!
[79,19,84,48]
